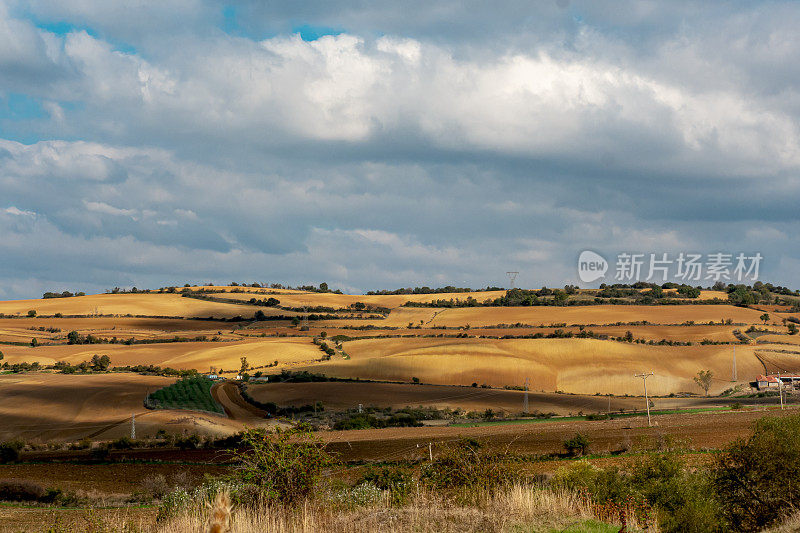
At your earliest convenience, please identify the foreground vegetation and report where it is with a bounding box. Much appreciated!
[15,413,800,532]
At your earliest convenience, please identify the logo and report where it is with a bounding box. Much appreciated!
[578,250,608,283]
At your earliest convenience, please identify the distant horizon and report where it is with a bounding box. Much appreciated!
[2,279,795,303]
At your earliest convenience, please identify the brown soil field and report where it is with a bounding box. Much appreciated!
[0,337,322,372]
[0,373,246,442]
[321,406,799,461]
[243,381,758,416]
[0,293,268,319]
[294,337,785,395]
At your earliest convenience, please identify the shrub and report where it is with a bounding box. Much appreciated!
[0,441,24,463]
[420,439,514,494]
[564,433,591,456]
[360,465,415,505]
[631,453,723,533]
[552,460,633,504]
[715,413,800,531]
[0,479,48,502]
[229,425,333,504]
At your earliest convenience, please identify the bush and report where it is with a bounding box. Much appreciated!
[0,479,49,502]
[631,453,723,533]
[229,425,333,504]
[0,441,24,463]
[420,439,514,494]
[564,433,591,456]
[552,460,633,504]
[360,465,415,505]
[715,413,800,531]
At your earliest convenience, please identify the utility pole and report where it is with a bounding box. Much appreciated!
[131,413,136,440]
[523,378,529,414]
[428,442,433,461]
[635,372,654,427]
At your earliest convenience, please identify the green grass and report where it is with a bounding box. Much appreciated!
[451,407,731,427]
[146,376,224,414]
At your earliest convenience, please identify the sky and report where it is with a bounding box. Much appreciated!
[0,0,799,299]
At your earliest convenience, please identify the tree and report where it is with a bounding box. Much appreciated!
[30,338,38,348]
[27,310,36,317]
[254,310,266,321]
[91,354,110,371]
[319,282,328,292]
[240,356,249,376]
[790,323,799,335]
[760,313,770,325]
[67,330,80,345]
[694,370,714,396]
[0,350,3,361]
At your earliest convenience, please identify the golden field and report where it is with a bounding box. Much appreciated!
[0,337,323,372]
[0,293,277,319]
[188,288,506,309]
[293,336,785,396]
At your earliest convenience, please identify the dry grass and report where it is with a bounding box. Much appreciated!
[153,485,636,533]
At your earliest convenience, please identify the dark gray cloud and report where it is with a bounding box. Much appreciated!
[0,1,798,299]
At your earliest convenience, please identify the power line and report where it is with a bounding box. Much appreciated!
[506,272,519,289]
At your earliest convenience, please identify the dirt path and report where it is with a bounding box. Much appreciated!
[211,381,269,422]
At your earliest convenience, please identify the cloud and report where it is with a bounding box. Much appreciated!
[0,1,799,298]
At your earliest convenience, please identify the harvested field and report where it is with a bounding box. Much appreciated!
[243,381,752,416]
[0,373,245,442]
[297,337,774,395]
[188,289,506,309]
[425,305,766,327]
[0,293,268,319]
[0,337,322,372]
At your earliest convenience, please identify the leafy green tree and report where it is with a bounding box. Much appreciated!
[760,313,770,325]
[30,338,38,348]
[27,310,36,317]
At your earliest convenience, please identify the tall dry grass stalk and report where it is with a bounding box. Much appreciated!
[156,484,644,533]
[206,490,232,533]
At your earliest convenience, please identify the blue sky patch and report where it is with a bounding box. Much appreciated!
[292,24,342,41]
